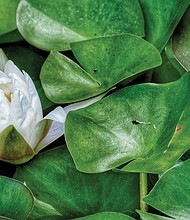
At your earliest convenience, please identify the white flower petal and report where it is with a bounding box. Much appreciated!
[0,70,12,83]
[4,60,25,80]
[31,107,66,152]
[0,70,13,95]
[9,90,36,142]
[35,121,64,152]
[28,119,51,149]
[0,90,10,133]
[44,106,66,121]
[23,71,43,122]
[11,72,28,95]
[64,92,107,115]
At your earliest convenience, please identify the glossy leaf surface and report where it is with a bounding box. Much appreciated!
[138,211,172,220]
[144,159,190,219]
[152,38,186,84]
[40,34,161,103]
[36,212,135,220]
[173,6,190,70]
[73,212,135,220]
[164,39,186,75]
[30,197,62,219]
[16,0,144,51]
[152,48,181,83]
[139,0,190,51]
[0,176,34,220]
[14,146,139,219]
[65,73,190,173]
[0,0,20,35]
[125,65,190,173]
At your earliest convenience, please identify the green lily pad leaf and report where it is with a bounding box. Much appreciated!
[0,176,34,220]
[14,146,140,219]
[36,212,135,220]
[139,0,190,51]
[137,211,172,220]
[0,217,12,220]
[40,34,161,103]
[30,197,62,219]
[172,5,190,71]
[2,45,54,111]
[121,74,190,173]
[35,217,66,220]
[2,45,44,80]
[0,0,20,35]
[144,159,190,219]
[150,82,190,174]
[73,212,136,220]
[152,48,181,83]
[164,39,186,75]
[152,38,186,83]
[0,29,24,43]
[16,0,144,51]
[65,73,190,173]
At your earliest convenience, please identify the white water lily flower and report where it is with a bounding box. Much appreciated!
[0,59,105,164]
[0,60,67,164]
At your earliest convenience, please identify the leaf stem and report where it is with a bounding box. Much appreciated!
[140,172,148,211]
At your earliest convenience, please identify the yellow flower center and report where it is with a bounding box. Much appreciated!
[0,81,13,102]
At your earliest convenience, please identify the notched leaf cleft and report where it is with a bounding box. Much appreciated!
[65,72,190,173]
[41,34,162,103]
[175,124,182,132]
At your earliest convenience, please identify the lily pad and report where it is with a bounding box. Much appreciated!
[65,73,190,173]
[73,212,136,220]
[152,38,186,83]
[30,197,62,219]
[0,176,34,220]
[172,5,190,71]
[40,34,161,103]
[139,0,190,51]
[122,71,190,173]
[0,30,24,43]
[137,211,172,220]
[14,146,140,219]
[152,48,181,83]
[144,159,190,219]
[36,212,135,220]
[0,0,20,36]
[2,45,44,80]
[16,0,144,51]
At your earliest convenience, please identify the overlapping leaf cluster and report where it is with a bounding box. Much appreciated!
[1,0,190,219]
